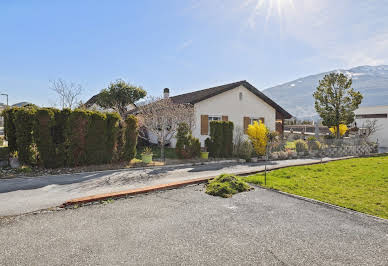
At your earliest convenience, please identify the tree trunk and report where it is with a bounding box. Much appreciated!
[336,124,340,139]
[160,130,165,161]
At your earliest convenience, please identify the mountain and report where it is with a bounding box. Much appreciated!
[263,65,388,120]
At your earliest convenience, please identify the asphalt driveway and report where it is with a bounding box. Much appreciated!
[1,185,387,265]
[0,158,338,216]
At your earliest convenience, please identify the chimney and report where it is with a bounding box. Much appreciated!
[163,88,170,99]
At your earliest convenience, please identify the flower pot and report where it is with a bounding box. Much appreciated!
[200,152,209,159]
[141,154,153,164]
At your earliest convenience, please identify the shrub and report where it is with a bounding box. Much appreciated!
[86,111,107,165]
[207,121,234,158]
[3,108,17,152]
[206,174,250,198]
[14,107,36,164]
[67,109,89,166]
[237,140,253,160]
[123,115,138,161]
[247,121,268,156]
[175,123,200,159]
[34,108,57,168]
[53,109,71,167]
[294,139,308,153]
[278,151,289,160]
[0,147,9,161]
[105,112,120,163]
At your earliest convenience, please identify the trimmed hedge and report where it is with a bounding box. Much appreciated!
[123,115,138,161]
[205,121,234,158]
[3,107,135,168]
[14,107,36,164]
[3,108,17,152]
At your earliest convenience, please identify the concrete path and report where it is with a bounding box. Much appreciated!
[0,157,344,216]
[1,185,387,265]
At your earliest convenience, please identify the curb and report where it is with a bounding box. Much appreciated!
[60,156,354,207]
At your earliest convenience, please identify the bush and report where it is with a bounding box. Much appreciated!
[278,151,289,160]
[67,109,89,166]
[14,107,36,164]
[53,109,71,167]
[247,121,268,156]
[237,140,253,160]
[175,123,200,159]
[3,108,18,152]
[123,115,138,161]
[0,147,9,161]
[34,108,57,168]
[105,113,120,162]
[206,174,250,198]
[86,111,107,165]
[206,121,234,158]
[294,139,308,153]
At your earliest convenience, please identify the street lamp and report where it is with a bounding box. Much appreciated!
[0,93,8,106]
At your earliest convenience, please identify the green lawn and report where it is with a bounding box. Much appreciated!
[241,155,388,219]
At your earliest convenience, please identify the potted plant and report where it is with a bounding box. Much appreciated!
[200,147,209,160]
[141,147,153,164]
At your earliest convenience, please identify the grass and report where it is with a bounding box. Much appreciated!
[241,155,388,219]
[206,174,251,198]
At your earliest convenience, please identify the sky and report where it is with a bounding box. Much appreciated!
[1,0,388,106]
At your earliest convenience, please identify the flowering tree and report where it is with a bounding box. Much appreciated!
[329,124,348,137]
[246,121,268,156]
[137,97,194,160]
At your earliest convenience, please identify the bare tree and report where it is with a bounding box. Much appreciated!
[50,78,83,109]
[137,97,194,160]
[362,119,381,138]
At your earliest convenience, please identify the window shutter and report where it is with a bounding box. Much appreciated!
[201,115,209,135]
[243,117,250,133]
[260,117,265,124]
[222,116,228,121]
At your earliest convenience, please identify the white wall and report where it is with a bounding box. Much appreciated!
[355,105,388,147]
[192,85,276,146]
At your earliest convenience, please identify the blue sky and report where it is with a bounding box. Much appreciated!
[1,0,388,106]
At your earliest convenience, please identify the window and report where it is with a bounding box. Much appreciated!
[208,115,221,130]
[356,113,387,119]
[250,117,264,125]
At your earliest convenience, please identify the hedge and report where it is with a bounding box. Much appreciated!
[2,107,134,168]
[14,107,36,164]
[123,115,138,161]
[176,123,201,159]
[206,121,234,158]
[3,108,17,152]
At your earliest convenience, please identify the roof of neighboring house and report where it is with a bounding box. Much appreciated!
[12,102,32,107]
[170,80,292,119]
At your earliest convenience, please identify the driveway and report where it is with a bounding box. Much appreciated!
[0,185,387,265]
[0,158,344,216]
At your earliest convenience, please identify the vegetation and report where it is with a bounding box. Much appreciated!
[294,139,308,153]
[237,140,253,160]
[246,121,268,156]
[96,79,147,118]
[242,155,388,219]
[175,123,201,159]
[313,73,362,138]
[123,115,138,161]
[329,124,348,137]
[205,121,234,158]
[136,146,177,160]
[14,107,36,164]
[206,174,251,198]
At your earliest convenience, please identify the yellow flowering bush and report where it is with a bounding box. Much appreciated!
[246,121,268,156]
[329,124,348,137]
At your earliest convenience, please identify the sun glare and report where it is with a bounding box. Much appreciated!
[247,0,295,27]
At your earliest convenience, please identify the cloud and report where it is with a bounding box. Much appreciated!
[179,40,193,50]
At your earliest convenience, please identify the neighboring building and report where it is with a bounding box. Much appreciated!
[160,80,292,147]
[355,105,388,148]
[12,102,32,107]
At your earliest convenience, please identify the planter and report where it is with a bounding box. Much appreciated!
[250,157,258,163]
[141,154,153,164]
[200,152,209,159]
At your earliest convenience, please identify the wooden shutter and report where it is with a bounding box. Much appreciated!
[222,116,228,121]
[260,117,265,124]
[243,117,250,133]
[201,115,209,135]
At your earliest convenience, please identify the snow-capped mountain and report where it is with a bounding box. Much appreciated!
[263,65,388,120]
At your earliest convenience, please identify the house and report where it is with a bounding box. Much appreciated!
[166,80,292,147]
[355,105,388,148]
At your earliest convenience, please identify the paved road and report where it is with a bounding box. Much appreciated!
[0,158,342,216]
[1,185,387,265]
